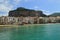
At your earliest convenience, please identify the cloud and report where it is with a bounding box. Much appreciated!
[0,0,13,16]
[0,0,4,3]
[42,10,52,15]
[13,0,31,3]
[29,6,52,15]
[0,0,35,16]
[0,0,22,16]
[0,4,12,12]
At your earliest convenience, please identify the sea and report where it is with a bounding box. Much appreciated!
[0,24,60,40]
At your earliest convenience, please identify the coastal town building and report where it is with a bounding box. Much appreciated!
[0,16,60,25]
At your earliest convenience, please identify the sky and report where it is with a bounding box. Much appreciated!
[0,0,60,16]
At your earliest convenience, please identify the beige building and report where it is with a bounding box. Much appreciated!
[0,16,60,25]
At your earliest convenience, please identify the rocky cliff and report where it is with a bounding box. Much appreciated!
[8,7,47,17]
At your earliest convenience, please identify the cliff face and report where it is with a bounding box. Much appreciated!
[8,7,47,17]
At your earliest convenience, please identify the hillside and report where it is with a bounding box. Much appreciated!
[8,7,47,17]
[49,13,60,17]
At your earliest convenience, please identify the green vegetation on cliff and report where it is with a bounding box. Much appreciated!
[49,13,60,17]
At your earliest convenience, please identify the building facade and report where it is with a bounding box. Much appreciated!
[0,16,60,25]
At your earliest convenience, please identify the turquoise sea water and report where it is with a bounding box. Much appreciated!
[0,24,60,40]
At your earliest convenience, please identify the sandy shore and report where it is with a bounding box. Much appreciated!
[0,25,19,28]
[0,23,60,27]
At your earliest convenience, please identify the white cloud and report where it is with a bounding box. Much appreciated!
[42,10,52,15]
[0,4,11,12]
[0,0,14,16]
[0,0,22,16]
[0,0,4,2]
[30,6,52,15]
